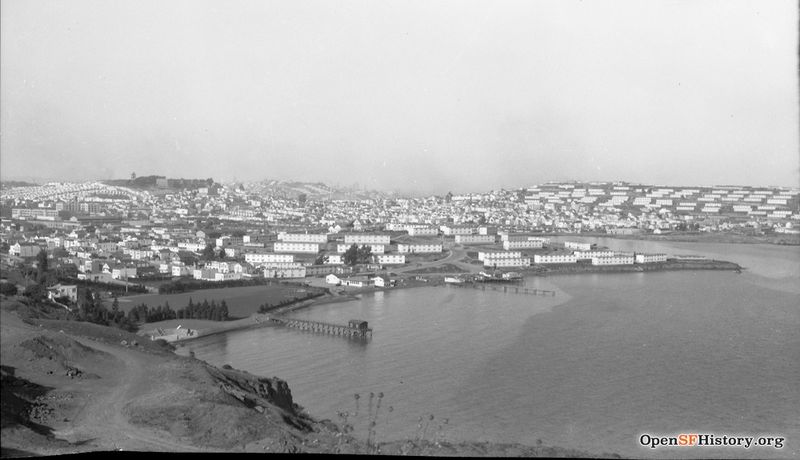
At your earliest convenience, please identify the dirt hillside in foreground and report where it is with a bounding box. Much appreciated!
[0,299,615,457]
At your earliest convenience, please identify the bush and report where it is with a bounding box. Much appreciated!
[0,282,18,296]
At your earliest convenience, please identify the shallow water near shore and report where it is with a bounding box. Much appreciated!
[178,241,800,458]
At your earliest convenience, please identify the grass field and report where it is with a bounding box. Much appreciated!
[110,284,312,318]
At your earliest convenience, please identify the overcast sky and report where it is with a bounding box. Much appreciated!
[1,0,798,194]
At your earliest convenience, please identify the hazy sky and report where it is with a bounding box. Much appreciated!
[1,0,798,194]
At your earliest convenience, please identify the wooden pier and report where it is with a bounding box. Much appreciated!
[268,316,373,339]
[446,282,555,297]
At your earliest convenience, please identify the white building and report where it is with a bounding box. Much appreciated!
[573,250,616,260]
[533,254,577,264]
[483,257,530,268]
[634,253,668,264]
[344,234,391,245]
[503,239,542,250]
[478,251,522,261]
[245,253,295,264]
[215,271,243,281]
[454,234,495,244]
[337,244,385,254]
[439,225,474,236]
[278,232,328,243]
[263,267,307,279]
[397,243,443,253]
[372,254,406,265]
[407,226,439,236]
[591,255,635,265]
[326,274,341,285]
[323,254,344,264]
[273,242,320,253]
[564,241,592,251]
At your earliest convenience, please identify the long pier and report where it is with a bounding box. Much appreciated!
[268,316,373,339]
[446,282,556,297]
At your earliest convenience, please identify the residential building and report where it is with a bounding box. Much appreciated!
[454,234,495,244]
[372,254,406,265]
[273,242,320,253]
[343,234,390,245]
[533,254,577,264]
[245,253,294,264]
[278,232,328,243]
[634,253,668,264]
[591,255,635,265]
[397,243,443,253]
[564,241,592,251]
[503,239,542,250]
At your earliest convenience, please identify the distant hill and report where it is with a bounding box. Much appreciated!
[0,180,38,188]
[102,176,214,190]
[245,179,391,201]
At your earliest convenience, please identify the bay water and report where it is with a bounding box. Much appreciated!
[177,241,799,458]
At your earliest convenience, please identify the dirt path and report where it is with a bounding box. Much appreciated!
[47,338,208,453]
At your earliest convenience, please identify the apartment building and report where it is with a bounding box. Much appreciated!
[503,239,542,250]
[273,242,320,253]
[573,250,616,260]
[483,257,531,268]
[533,254,577,264]
[564,241,592,251]
[634,253,668,264]
[455,234,495,244]
[591,255,635,265]
[278,232,328,243]
[478,251,522,261]
[344,234,391,245]
[245,253,294,264]
[397,243,443,253]
[372,254,406,265]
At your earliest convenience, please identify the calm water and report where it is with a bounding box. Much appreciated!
[178,241,800,458]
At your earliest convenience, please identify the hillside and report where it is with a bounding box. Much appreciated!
[245,179,393,201]
[0,297,615,457]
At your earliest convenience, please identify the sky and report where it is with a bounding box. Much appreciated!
[1,0,798,195]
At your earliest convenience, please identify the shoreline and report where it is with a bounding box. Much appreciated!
[537,232,800,246]
[155,259,741,344]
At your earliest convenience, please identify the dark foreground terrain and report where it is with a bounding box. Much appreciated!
[0,297,618,457]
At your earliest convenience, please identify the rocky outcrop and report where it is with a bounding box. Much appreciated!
[206,365,312,430]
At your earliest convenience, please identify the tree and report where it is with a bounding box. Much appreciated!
[314,254,329,265]
[343,244,360,266]
[0,283,18,296]
[356,245,372,264]
[23,283,47,302]
[202,243,216,260]
[36,249,49,282]
[298,193,308,206]
[111,296,120,314]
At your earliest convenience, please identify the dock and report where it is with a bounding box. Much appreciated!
[268,316,373,339]
[446,282,555,297]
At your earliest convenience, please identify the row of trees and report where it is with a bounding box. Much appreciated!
[127,298,230,322]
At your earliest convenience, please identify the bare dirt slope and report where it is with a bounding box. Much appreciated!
[1,300,613,457]
[0,306,353,456]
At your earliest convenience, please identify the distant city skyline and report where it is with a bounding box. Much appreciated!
[2,0,798,195]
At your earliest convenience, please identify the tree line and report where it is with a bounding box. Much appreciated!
[126,297,230,322]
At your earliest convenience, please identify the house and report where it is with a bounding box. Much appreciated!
[371,275,392,288]
[47,284,78,303]
[325,274,341,285]
[9,242,42,258]
[340,277,372,288]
